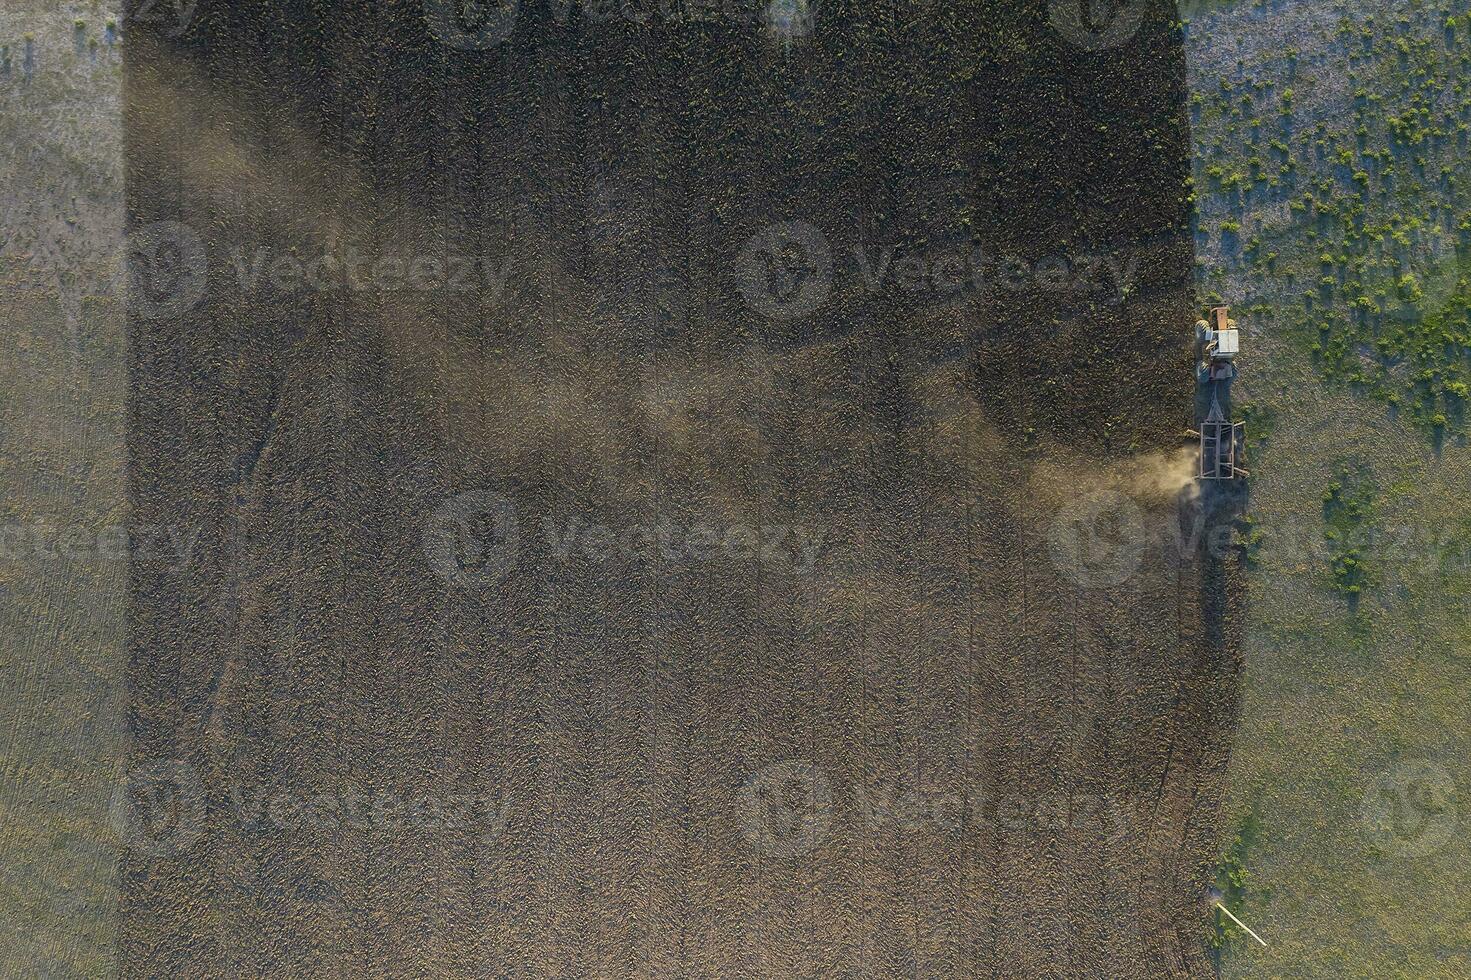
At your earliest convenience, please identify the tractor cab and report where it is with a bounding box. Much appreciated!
[1196,305,1239,382]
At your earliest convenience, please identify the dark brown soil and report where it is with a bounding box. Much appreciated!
[121,1,1242,976]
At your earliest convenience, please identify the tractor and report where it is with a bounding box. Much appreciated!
[1190,306,1248,481]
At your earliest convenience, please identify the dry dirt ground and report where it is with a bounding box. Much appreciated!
[11,1,1240,977]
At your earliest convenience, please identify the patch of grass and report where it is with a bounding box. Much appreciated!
[1238,401,1278,448]
[1208,804,1263,951]
[1190,4,1471,976]
[1322,461,1378,601]
[1232,513,1266,565]
[1192,0,1471,439]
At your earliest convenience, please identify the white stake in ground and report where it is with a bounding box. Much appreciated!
[1216,902,1268,948]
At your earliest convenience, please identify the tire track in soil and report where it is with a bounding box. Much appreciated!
[966,454,1025,980]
